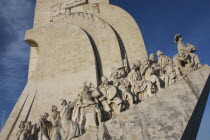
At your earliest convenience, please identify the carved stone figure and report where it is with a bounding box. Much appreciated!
[165,64,177,85]
[49,105,62,140]
[118,83,134,110]
[99,76,123,118]
[157,50,172,68]
[173,34,202,74]
[72,83,102,133]
[110,69,134,109]
[25,122,33,140]
[12,32,205,140]
[140,53,158,77]
[90,87,103,126]
[173,65,182,80]
[128,64,153,101]
[156,51,175,88]
[71,95,86,135]
[37,113,51,140]
[59,99,80,140]
[139,53,162,92]
[135,60,142,72]
[16,121,33,140]
[110,69,121,87]
[148,53,156,64]
[128,64,142,82]
[159,69,169,88]
[30,123,39,140]
[13,36,204,140]
[17,121,25,140]
[144,67,161,92]
[111,67,129,89]
[16,121,30,140]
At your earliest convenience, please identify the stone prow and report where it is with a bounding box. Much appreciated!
[74,65,210,140]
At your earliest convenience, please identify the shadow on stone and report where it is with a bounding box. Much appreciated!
[181,74,210,140]
[102,124,112,140]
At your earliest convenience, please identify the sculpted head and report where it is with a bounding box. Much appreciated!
[60,98,67,106]
[147,67,154,75]
[25,121,32,128]
[157,50,163,57]
[174,34,182,44]
[101,76,109,85]
[149,53,155,62]
[52,105,58,112]
[136,60,141,67]
[112,71,118,78]
[19,121,26,128]
[131,64,137,70]
[42,112,49,119]
[83,85,89,93]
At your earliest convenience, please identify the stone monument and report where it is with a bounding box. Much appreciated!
[0,0,209,140]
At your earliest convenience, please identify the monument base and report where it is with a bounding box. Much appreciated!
[73,65,210,140]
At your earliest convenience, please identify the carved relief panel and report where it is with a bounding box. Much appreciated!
[50,0,88,21]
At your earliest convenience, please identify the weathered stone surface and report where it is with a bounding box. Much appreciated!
[0,23,98,140]
[33,0,148,66]
[1,1,208,140]
[73,65,210,140]
[80,3,148,65]
[25,23,99,119]
[53,12,123,79]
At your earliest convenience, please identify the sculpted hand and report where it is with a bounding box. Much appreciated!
[99,96,106,101]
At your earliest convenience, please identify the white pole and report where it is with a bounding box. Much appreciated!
[1,110,5,131]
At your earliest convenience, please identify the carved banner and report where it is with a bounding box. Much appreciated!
[65,0,88,9]
[50,0,88,20]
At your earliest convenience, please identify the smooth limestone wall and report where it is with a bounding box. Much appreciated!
[53,12,123,79]
[79,4,148,65]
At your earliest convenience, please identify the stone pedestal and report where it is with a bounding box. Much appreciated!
[74,66,210,140]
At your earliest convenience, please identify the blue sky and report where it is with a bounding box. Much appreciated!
[0,0,209,139]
